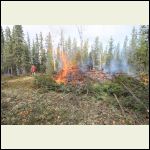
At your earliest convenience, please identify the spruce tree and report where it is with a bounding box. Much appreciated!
[128,27,138,66]
[91,36,100,67]
[1,26,5,74]
[12,25,25,75]
[105,37,114,72]
[135,25,149,73]
[82,39,89,64]
[31,40,36,65]
[46,32,54,74]
[39,32,46,73]
[122,36,128,58]
[34,34,40,71]
[4,27,14,75]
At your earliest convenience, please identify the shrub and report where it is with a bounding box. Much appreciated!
[34,74,59,90]
[34,74,75,93]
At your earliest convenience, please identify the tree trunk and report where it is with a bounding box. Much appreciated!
[12,65,17,76]
[10,67,13,76]
[100,54,102,70]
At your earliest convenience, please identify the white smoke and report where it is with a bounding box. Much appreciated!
[103,52,136,75]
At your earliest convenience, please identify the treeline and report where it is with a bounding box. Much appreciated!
[1,25,149,76]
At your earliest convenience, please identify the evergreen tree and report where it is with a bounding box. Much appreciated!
[128,27,138,65]
[56,44,61,71]
[115,43,122,71]
[31,40,36,65]
[1,26,5,74]
[82,39,89,63]
[4,26,14,75]
[135,25,149,73]
[34,34,40,71]
[20,32,31,74]
[122,36,128,58]
[115,43,120,61]
[72,38,78,65]
[108,37,114,54]
[91,36,101,67]
[77,26,83,64]
[75,49,82,66]
[21,41,31,74]
[27,32,30,51]
[105,37,114,72]
[46,32,54,74]
[26,32,31,63]
[12,25,25,75]
[39,32,46,73]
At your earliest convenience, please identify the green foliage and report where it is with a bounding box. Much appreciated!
[1,26,5,73]
[122,36,128,57]
[127,26,149,74]
[12,25,24,71]
[34,34,40,70]
[91,37,103,67]
[31,40,36,64]
[113,75,149,112]
[2,25,31,75]
[33,73,149,113]
[135,26,149,73]
[82,39,89,63]
[39,32,46,73]
[105,37,114,70]
[21,42,31,73]
[34,74,58,90]
[46,32,54,74]
[3,26,16,75]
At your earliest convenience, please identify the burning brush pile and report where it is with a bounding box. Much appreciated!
[54,51,86,85]
[55,65,86,85]
[55,67,129,85]
[54,51,115,85]
[54,51,85,85]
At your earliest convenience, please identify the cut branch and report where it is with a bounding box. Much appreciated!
[121,82,149,114]
[113,93,126,117]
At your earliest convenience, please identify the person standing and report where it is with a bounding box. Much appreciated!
[31,64,37,76]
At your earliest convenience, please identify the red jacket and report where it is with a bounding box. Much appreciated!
[31,65,36,73]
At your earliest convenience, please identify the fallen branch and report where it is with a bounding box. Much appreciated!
[86,88,89,95]
[121,82,149,114]
[62,93,70,99]
[113,93,126,118]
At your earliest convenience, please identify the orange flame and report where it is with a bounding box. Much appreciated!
[55,51,70,84]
